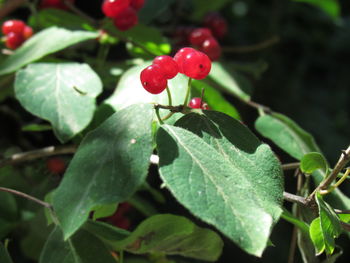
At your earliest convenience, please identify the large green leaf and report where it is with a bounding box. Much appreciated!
[0,27,98,75]
[294,0,340,18]
[255,113,320,160]
[255,113,350,210]
[208,62,252,102]
[29,9,90,30]
[315,192,342,255]
[157,112,283,256]
[15,63,102,142]
[109,214,223,262]
[104,22,170,58]
[309,217,325,255]
[0,243,13,263]
[105,63,189,117]
[52,104,154,239]
[39,227,116,263]
[192,80,240,120]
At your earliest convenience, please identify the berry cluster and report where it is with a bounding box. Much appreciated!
[39,0,75,10]
[140,48,211,94]
[102,202,132,230]
[1,20,33,50]
[102,0,145,31]
[188,97,209,110]
[173,12,227,61]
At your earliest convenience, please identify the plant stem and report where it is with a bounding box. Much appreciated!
[183,78,192,106]
[97,44,110,69]
[320,168,350,195]
[222,35,280,53]
[0,145,76,168]
[155,107,164,125]
[119,250,124,263]
[283,191,307,206]
[0,187,52,209]
[63,0,98,26]
[0,0,26,20]
[166,86,172,106]
[282,162,300,171]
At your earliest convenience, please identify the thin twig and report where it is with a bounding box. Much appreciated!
[63,0,98,26]
[340,221,350,232]
[154,103,186,113]
[0,145,76,168]
[244,100,271,114]
[282,162,300,171]
[283,191,307,206]
[334,209,350,214]
[0,0,26,19]
[0,187,52,209]
[222,36,280,53]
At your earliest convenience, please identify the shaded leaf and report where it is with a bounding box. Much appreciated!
[281,208,309,234]
[15,63,102,142]
[157,112,283,256]
[39,227,116,263]
[83,220,130,242]
[138,0,175,24]
[113,214,223,262]
[52,104,154,239]
[309,217,325,255]
[294,0,340,18]
[0,27,98,75]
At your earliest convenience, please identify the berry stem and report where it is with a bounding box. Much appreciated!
[183,77,192,106]
[97,43,110,69]
[166,85,172,106]
[119,250,124,263]
[155,107,164,125]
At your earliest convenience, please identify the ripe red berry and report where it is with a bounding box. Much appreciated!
[23,26,34,40]
[5,32,24,50]
[153,55,179,79]
[130,0,144,10]
[204,12,228,39]
[173,47,196,74]
[40,0,75,10]
[113,7,138,31]
[200,37,221,61]
[188,97,210,109]
[2,20,25,35]
[182,51,212,80]
[46,157,66,175]
[188,28,212,46]
[102,0,131,18]
[140,64,167,94]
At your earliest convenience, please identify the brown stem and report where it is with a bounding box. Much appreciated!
[0,145,76,168]
[244,100,271,114]
[0,0,26,19]
[222,36,280,53]
[334,209,350,214]
[282,162,300,171]
[0,187,52,209]
[283,191,307,206]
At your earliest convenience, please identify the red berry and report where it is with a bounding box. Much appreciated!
[182,51,212,80]
[173,47,196,74]
[188,97,210,109]
[40,0,75,10]
[23,26,34,40]
[140,64,167,94]
[204,12,228,39]
[200,37,221,61]
[153,55,179,79]
[113,7,138,31]
[2,20,25,35]
[114,217,131,230]
[130,0,144,10]
[188,28,212,46]
[5,32,24,50]
[102,0,131,18]
[46,157,66,175]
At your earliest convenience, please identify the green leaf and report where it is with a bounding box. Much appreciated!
[255,113,350,211]
[29,9,91,30]
[92,203,118,221]
[309,217,325,255]
[52,104,154,239]
[208,62,252,102]
[294,0,340,18]
[300,152,328,174]
[0,242,13,263]
[0,27,98,76]
[39,227,117,263]
[191,0,231,20]
[104,23,170,58]
[315,192,342,255]
[281,208,309,234]
[0,192,18,222]
[83,220,130,242]
[157,112,283,256]
[255,113,320,160]
[22,124,52,132]
[129,194,158,217]
[105,63,189,117]
[15,63,102,142]
[138,0,175,24]
[113,214,223,261]
[192,80,241,120]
